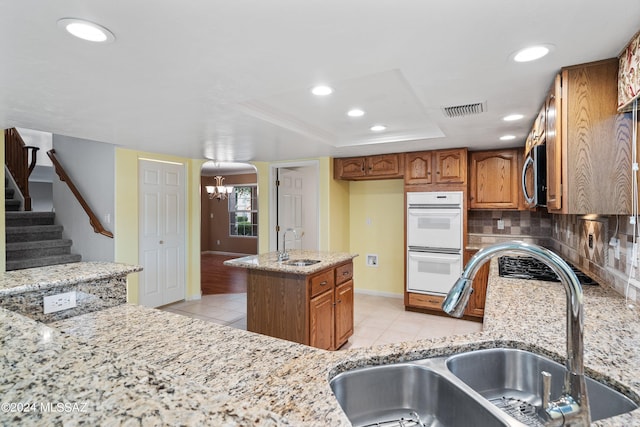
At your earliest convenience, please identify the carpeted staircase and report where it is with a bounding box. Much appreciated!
[5,211,82,270]
[5,178,20,212]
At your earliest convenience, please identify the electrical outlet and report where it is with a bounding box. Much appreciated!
[43,291,77,314]
[588,233,594,249]
[497,219,505,230]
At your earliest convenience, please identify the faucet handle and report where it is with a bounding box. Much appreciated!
[541,371,552,409]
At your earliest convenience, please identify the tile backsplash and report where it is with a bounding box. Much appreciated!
[469,210,639,303]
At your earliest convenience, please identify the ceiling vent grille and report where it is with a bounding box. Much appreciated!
[442,102,486,118]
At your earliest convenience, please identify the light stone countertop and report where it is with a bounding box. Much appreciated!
[0,262,142,296]
[2,259,639,426]
[223,250,357,275]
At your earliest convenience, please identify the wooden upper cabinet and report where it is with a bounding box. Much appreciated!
[545,74,562,211]
[334,154,403,180]
[404,151,433,184]
[405,148,467,187]
[434,149,467,184]
[469,149,520,210]
[335,157,366,179]
[367,154,402,177]
[546,58,632,214]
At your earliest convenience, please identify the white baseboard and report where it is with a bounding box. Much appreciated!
[354,288,403,299]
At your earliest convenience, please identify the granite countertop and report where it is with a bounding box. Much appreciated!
[0,262,142,296]
[2,260,639,425]
[223,250,357,275]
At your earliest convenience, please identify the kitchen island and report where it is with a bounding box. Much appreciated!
[2,260,640,426]
[224,250,358,350]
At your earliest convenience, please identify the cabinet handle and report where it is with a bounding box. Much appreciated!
[342,271,349,276]
[320,281,328,286]
[337,299,342,304]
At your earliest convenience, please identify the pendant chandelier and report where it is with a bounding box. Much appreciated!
[206,175,233,201]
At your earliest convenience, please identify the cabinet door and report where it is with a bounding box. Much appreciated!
[367,154,402,177]
[469,149,519,209]
[404,151,433,185]
[335,157,366,179]
[434,149,467,184]
[532,104,546,146]
[310,290,335,350]
[463,250,488,319]
[335,280,354,348]
[546,74,562,211]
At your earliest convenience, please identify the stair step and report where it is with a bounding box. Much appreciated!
[6,224,63,243]
[6,211,56,226]
[6,254,82,271]
[5,188,14,198]
[6,239,73,261]
[5,200,21,211]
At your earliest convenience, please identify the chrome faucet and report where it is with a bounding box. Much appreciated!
[277,228,297,262]
[442,241,590,426]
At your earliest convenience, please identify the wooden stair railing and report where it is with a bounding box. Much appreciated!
[4,128,39,211]
[47,149,114,238]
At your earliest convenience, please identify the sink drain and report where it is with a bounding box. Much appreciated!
[489,396,544,427]
[362,411,426,427]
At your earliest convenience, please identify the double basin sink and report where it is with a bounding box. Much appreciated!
[330,348,638,427]
[284,259,321,267]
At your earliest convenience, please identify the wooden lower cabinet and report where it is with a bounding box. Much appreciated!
[463,249,489,319]
[335,280,354,347]
[310,289,335,350]
[247,260,354,350]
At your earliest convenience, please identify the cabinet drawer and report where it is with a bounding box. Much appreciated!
[408,293,445,310]
[335,262,353,285]
[310,270,335,297]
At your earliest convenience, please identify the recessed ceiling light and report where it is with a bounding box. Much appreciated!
[503,114,524,121]
[370,125,387,132]
[513,45,552,62]
[311,85,333,96]
[500,135,516,141]
[347,109,365,117]
[57,18,115,43]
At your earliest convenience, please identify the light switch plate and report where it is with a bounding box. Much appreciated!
[43,291,77,314]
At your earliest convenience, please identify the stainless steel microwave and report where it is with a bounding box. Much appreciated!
[521,144,547,208]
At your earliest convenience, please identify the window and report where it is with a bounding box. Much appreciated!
[228,185,258,237]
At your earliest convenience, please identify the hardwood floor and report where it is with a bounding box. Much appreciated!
[201,253,248,294]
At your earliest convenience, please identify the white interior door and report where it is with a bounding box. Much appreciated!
[277,165,318,251]
[138,159,186,307]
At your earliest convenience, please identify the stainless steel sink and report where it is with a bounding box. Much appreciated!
[330,363,508,427]
[446,348,638,424]
[284,259,320,266]
[330,348,638,426]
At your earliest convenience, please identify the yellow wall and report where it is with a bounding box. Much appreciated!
[0,131,5,273]
[349,179,405,296]
[114,148,204,303]
[326,159,350,252]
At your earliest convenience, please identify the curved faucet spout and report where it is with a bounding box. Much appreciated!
[442,241,590,426]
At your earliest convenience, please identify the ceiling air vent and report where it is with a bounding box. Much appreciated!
[442,102,486,118]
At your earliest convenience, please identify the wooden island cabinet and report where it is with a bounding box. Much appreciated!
[226,253,355,351]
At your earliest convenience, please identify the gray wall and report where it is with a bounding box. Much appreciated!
[52,134,115,261]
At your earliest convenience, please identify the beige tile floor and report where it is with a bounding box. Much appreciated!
[161,292,483,350]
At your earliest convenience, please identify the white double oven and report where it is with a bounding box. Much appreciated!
[406,191,463,296]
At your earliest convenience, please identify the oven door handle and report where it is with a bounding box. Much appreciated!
[407,211,461,218]
[408,253,460,263]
